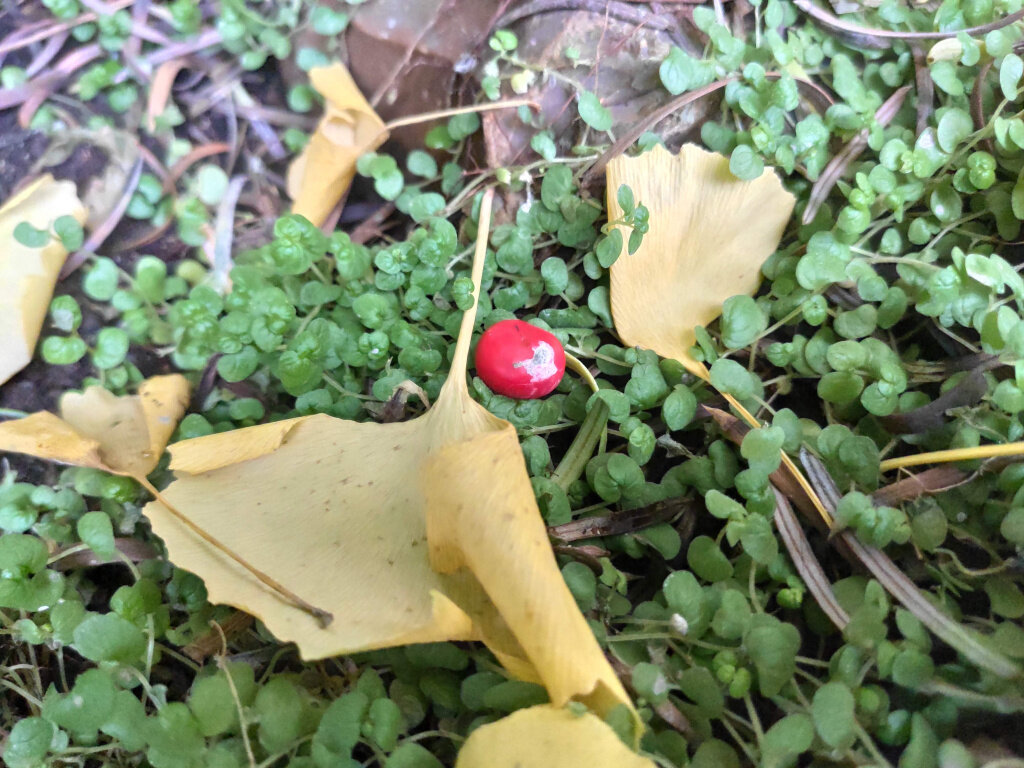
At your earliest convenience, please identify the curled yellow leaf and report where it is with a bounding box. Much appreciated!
[286,62,388,227]
[455,705,656,768]
[606,143,795,377]
[0,175,87,385]
[0,375,190,480]
[143,190,640,740]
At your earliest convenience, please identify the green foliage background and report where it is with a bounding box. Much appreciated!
[4,0,1024,766]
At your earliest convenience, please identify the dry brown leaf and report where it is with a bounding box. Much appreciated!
[605,143,795,376]
[142,190,640,739]
[286,62,388,227]
[455,704,656,768]
[0,175,87,385]
[0,375,190,479]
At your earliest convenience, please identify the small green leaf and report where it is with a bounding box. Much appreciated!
[77,511,116,559]
[660,46,693,94]
[0,533,47,574]
[3,717,57,768]
[311,5,348,34]
[1001,53,1024,100]
[49,295,83,333]
[900,715,939,768]
[13,221,50,248]
[595,230,623,268]
[42,668,115,734]
[721,295,767,349]
[986,577,1024,618]
[540,164,575,210]
[188,662,256,737]
[83,257,120,301]
[741,425,785,475]
[195,164,228,206]
[54,215,84,250]
[738,515,779,565]
[617,184,635,214]
[578,91,612,131]
[705,489,745,520]
[531,131,557,159]
[762,714,814,768]
[72,613,146,663]
[745,617,800,696]
[367,697,403,751]
[663,384,697,430]
[632,661,671,704]
[481,680,548,712]
[311,692,368,766]
[691,740,740,768]
[41,335,88,365]
[144,702,205,768]
[892,648,935,688]
[386,743,445,768]
[729,145,764,180]
[447,113,480,141]
[540,257,569,294]
[218,347,260,382]
[406,150,437,178]
[812,681,857,749]
[687,536,733,582]
[255,678,306,753]
[92,327,130,369]
[710,358,756,400]
[930,60,964,95]
[712,589,751,640]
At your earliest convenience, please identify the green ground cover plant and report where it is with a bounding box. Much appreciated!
[2,1,1024,767]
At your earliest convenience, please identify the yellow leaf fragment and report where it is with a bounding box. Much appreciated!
[606,143,795,376]
[0,175,87,385]
[143,190,641,740]
[455,705,656,768]
[286,62,388,227]
[0,412,107,471]
[424,429,629,717]
[153,413,481,652]
[0,375,190,480]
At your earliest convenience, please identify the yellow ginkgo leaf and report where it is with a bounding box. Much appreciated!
[606,146,834,527]
[0,175,87,385]
[286,62,388,227]
[142,190,639,738]
[605,143,795,377]
[455,704,656,768]
[0,374,190,480]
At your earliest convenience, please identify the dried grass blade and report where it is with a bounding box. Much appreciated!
[879,365,989,435]
[844,533,1020,678]
[61,158,143,278]
[871,466,968,506]
[799,450,1021,680]
[586,78,737,182]
[911,44,934,136]
[794,0,1024,48]
[772,488,850,630]
[147,59,186,132]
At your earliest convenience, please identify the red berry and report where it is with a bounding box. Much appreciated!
[474,319,566,399]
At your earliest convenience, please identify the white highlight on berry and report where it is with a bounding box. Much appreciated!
[512,341,557,383]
